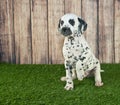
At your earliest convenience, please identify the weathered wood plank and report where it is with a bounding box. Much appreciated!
[7,0,15,63]
[14,0,32,64]
[31,0,48,64]
[65,0,81,16]
[0,0,9,62]
[115,0,120,63]
[82,0,98,57]
[48,0,65,64]
[0,0,14,63]
[99,0,114,63]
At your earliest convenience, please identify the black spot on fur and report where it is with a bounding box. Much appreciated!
[68,55,73,58]
[80,57,86,62]
[68,36,74,45]
[66,61,70,66]
[58,19,61,28]
[96,61,98,64]
[70,70,72,74]
[76,49,79,51]
[66,77,69,80]
[82,49,85,53]
[68,36,74,40]
[85,47,89,50]
[81,44,83,47]
[65,43,68,45]
[77,45,79,47]
[74,56,78,61]
[65,68,68,70]
[79,55,81,58]
[68,81,72,84]
[69,19,75,26]
[61,20,64,26]
[85,52,88,54]
[87,65,89,69]
[69,65,72,70]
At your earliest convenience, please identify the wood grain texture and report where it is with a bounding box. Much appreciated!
[65,0,81,16]
[31,0,48,64]
[0,0,9,62]
[7,0,15,63]
[115,0,120,63]
[14,0,32,64]
[99,0,114,63]
[82,0,98,57]
[48,0,64,64]
[0,0,14,63]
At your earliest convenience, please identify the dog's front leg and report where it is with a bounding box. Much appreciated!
[64,60,74,90]
[94,62,103,87]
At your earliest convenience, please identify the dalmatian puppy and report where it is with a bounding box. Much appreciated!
[58,13,103,90]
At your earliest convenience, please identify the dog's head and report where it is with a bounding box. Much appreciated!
[58,13,87,37]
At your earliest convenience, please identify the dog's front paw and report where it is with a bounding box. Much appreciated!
[95,81,104,87]
[64,83,74,90]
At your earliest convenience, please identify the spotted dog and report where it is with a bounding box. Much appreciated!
[58,13,104,90]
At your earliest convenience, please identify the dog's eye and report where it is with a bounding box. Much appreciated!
[69,19,75,26]
[61,20,64,26]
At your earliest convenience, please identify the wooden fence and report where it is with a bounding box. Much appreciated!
[0,0,120,64]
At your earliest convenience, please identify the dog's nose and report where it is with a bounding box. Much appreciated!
[61,27,72,36]
[62,27,69,32]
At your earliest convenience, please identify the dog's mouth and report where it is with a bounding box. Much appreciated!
[61,27,72,36]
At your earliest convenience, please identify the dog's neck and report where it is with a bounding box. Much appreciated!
[67,33,83,40]
[64,33,85,45]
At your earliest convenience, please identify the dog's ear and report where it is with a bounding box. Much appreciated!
[58,19,61,31]
[78,17,87,34]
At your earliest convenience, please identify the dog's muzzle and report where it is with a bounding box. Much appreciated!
[61,27,72,36]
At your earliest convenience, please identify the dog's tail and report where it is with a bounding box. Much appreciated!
[100,70,104,72]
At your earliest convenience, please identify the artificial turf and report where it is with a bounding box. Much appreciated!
[0,64,120,105]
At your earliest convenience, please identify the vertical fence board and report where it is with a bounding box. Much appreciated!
[31,0,48,64]
[48,0,64,64]
[0,0,14,62]
[99,0,114,63]
[115,0,120,63]
[82,0,98,57]
[0,0,9,62]
[7,0,15,63]
[65,0,81,16]
[14,0,32,64]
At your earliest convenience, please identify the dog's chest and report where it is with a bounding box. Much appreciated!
[63,37,86,61]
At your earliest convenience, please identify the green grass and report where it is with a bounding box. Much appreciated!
[0,64,120,105]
